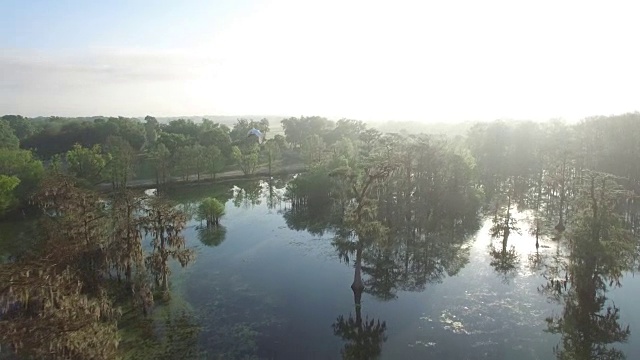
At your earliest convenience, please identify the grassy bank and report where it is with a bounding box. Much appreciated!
[97,162,306,191]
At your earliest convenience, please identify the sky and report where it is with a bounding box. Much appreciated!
[1,0,639,122]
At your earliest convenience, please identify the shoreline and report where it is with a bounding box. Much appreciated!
[96,162,307,191]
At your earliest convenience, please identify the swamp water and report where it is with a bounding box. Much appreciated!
[2,178,640,359]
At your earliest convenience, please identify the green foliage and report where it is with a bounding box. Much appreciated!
[2,115,34,141]
[0,148,44,200]
[66,143,111,185]
[262,139,281,175]
[272,134,288,150]
[110,117,146,151]
[142,198,195,292]
[286,128,484,302]
[174,145,198,181]
[198,125,232,158]
[0,119,21,149]
[147,143,172,185]
[0,114,284,187]
[144,116,160,148]
[196,197,226,227]
[108,190,145,287]
[285,165,333,207]
[205,144,225,179]
[191,144,206,180]
[166,144,209,182]
[0,175,20,214]
[158,132,191,154]
[569,172,635,279]
[324,119,366,145]
[230,118,269,143]
[280,116,333,148]
[329,137,357,168]
[105,135,136,189]
[232,144,260,175]
[301,134,326,167]
[164,119,200,139]
[21,116,145,158]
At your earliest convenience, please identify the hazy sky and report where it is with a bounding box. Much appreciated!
[1,0,639,122]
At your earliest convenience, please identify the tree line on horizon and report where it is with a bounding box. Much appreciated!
[2,112,640,218]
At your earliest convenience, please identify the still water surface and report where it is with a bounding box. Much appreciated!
[159,179,640,359]
[2,178,639,359]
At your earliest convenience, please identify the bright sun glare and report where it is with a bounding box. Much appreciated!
[1,0,639,121]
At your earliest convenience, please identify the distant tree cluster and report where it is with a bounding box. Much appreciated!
[2,111,639,219]
[0,115,290,217]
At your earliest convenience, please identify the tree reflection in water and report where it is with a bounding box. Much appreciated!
[265,178,288,211]
[488,242,519,282]
[332,301,387,359]
[488,178,521,282]
[283,142,482,358]
[229,177,290,211]
[540,173,635,359]
[196,225,227,247]
[232,180,263,209]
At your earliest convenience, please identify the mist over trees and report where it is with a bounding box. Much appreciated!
[3,111,640,240]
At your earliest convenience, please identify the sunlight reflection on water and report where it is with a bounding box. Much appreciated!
[396,211,562,359]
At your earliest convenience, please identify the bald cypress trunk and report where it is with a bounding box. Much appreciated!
[351,245,364,293]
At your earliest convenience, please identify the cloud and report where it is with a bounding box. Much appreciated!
[2,0,640,120]
[0,48,228,116]
[0,48,221,89]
